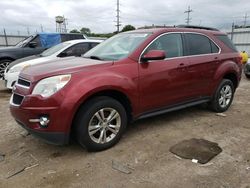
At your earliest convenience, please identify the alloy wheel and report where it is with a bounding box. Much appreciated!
[88,108,121,144]
[218,85,232,108]
[0,61,10,79]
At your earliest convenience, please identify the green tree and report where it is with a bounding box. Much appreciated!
[121,25,136,32]
[80,27,91,35]
[70,29,80,33]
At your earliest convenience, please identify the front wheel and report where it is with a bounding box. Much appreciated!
[74,96,127,151]
[0,59,12,79]
[209,79,235,112]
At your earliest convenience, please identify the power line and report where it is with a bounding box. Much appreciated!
[115,0,121,32]
[184,6,193,25]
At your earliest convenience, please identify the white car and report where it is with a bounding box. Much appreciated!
[4,39,102,89]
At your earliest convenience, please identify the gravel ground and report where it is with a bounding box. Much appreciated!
[0,77,250,188]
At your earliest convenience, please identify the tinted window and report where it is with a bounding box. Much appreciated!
[185,33,213,55]
[62,43,90,56]
[216,35,238,52]
[145,33,183,58]
[90,42,99,48]
[211,41,219,53]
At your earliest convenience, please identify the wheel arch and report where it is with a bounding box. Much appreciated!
[70,89,134,137]
[0,56,15,62]
[223,72,238,90]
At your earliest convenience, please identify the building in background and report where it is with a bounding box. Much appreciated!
[227,27,250,53]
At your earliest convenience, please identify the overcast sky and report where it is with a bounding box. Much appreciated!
[0,0,250,35]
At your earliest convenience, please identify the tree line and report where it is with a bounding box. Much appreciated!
[69,25,136,38]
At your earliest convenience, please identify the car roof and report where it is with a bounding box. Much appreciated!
[126,27,225,35]
[62,39,104,45]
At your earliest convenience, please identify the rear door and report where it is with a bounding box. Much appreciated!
[139,33,191,112]
[183,33,220,97]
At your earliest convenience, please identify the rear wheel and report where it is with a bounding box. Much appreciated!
[209,79,234,112]
[74,96,127,151]
[245,73,250,79]
[0,59,12,79]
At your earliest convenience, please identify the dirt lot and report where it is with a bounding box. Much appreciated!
[0,77,250,188]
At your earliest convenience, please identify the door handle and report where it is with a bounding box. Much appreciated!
[178,63,188,71]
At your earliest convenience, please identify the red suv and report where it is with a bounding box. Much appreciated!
[10,26,242,151]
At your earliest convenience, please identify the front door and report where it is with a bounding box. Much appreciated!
[138,33,191,112]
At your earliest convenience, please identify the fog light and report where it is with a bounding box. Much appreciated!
[39,116,50,127]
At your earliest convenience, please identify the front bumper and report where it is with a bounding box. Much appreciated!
[16,120,69,145]
[10,93,73,145]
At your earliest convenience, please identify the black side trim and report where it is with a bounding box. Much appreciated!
[16,120,69,145]
[137,97,211,120]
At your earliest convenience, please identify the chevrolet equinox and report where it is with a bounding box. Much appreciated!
[10,26,242,151]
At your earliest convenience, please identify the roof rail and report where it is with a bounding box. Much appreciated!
[177,25,220,31]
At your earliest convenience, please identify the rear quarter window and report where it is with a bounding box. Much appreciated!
[185,33,218,55]
[215,35,238,52]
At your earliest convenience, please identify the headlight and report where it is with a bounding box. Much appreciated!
[32,74,71,98]
[9,64,30,73]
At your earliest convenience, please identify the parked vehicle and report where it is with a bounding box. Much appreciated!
[10,26,242,151]
[244,60,250,78]
[4,39,102,89]
[0,33,86,79]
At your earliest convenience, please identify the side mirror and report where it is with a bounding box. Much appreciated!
[141,50,166,62]
[28,41,37,48]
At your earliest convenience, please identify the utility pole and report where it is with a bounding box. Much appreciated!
[231,22,235,41]
[27,27,30,35]
[184,6,193,25]
[243,13,249,27]
[115,0,121,33]
[3,28,8,47]
[40,24,44,32]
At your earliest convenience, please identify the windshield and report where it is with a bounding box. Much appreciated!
[40,42,71,57]
[83,32,151,61]
[15,36,34,47]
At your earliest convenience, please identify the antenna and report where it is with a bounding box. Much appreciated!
[184,6,193,25]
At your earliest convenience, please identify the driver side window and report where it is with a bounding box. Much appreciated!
[145,33,183,59]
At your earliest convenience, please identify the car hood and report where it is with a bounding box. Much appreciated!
[20,56,113,82]
[0,46,22,52]
[8,55,40,69]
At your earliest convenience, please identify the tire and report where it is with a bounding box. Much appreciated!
[209,79,235,112]
[0,59,12,79]
[74,96,127,151]
[245,73,250,79]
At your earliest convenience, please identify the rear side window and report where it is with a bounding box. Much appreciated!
[185,33,219,55]
[62,43,90,56]
[90,42,99,48]
[215,35,238,52]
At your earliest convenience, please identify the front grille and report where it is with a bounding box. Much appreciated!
[17,78,31,87]
[12,93,24,105]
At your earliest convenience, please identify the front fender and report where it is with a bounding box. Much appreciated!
[62,69,139,132]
